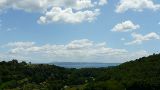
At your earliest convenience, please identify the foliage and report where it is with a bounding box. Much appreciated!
[0,54,160,90]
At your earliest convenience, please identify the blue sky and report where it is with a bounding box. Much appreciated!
[0,0,160,63]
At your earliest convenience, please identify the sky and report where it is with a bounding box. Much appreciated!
[0,0,160,63]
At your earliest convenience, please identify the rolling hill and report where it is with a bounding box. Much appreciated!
[0,54,160,90]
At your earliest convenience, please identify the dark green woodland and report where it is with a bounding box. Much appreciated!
[0,53,160,90]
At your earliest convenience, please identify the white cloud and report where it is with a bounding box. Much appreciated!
[116,0,160,13]
[125,32,160,45]
[158,22,160,25]
[0,0,94,12]
[112,20,140,32]
[66,39,93,49]
[99,0,107,6]
[0,0,46,12]
[5,39,127,57]
[0,52,31,62]
[1,39,150,63]
[38,7,100,24]
[6,42,35,48]
[123,50,149,61]
[0,0,106,24]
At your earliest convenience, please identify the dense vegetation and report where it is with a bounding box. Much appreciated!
[0,54,160,90]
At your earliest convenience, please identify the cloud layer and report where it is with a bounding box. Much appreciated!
[0,0,107,24]
[38,7,100,24]
[116,0,160,13]
[112,20,140,32]
[125,32,160,45]
[1,39,149,63]
[6,39,127,59]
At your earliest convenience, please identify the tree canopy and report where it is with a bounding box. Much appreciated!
[0,54,160,90]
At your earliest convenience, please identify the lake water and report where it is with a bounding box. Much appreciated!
[52,62,120,69]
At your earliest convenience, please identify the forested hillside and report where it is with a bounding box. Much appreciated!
[0,54,160,90]
[85,54,160,90]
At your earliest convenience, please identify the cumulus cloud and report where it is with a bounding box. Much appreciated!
[99,0,107,6]
[0,0,46,12]
[5,39,127,57]
[1,39,150,63]
[38,7,100,24]
[0,0,106,23]
[116,0,160,13]
[125,32,160,45]
[123,50,149,61]
[111,20,140,32]
[6,42,35,48]
[0,52,31,62]
[0,0,94,12]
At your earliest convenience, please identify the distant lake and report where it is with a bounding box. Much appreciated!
[52,62,120,69]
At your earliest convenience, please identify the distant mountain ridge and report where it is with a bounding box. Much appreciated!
[51,62,120,68]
